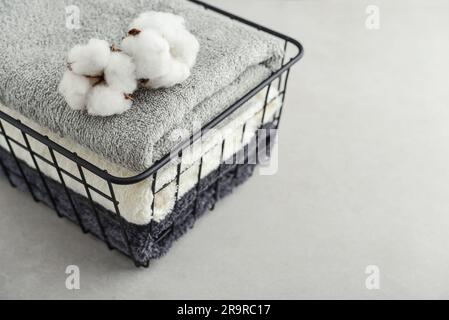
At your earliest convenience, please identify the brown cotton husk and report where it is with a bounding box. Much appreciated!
[128,28,141,36]
[87,74,105,87]
[124,93,134,101]
[110,44,122,52]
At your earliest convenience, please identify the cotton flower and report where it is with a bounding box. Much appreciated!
[168,28,200,68]
[59,11,199,116]
[129,11,185,35]
[123,11,200,88]
[86,85,133,117]
[104,51,137,93]
[67,39,111,76]
[121,29,171,80]
[61,40,137,116]
[147,59,190,89]
[58,70,95,110]
[129,11,199,68]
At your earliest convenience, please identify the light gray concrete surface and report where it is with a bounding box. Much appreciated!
[1,0,449,299]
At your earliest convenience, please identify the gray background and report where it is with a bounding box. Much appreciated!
[1,0,449,299]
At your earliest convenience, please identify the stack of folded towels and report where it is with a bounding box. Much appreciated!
[0,0,284,261]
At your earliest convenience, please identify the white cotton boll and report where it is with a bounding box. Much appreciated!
[58,70,93,110]
[68,39,111,76]
[128,11,199,70]
[86,85,132,117]
[104,52,137,93]
[129,11,185,35]
[121,29,171,80]
[169,28,200,68]
[145,58,190,89]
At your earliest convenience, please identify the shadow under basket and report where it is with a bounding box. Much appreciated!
[0,0,303,267]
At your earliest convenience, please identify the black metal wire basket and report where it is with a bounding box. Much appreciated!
[0,0,304,267]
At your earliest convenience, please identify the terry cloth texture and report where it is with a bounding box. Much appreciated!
[0,123,276,264]
[0,0,283,172]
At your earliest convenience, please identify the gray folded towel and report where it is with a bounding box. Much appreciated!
[0,0,282,171]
